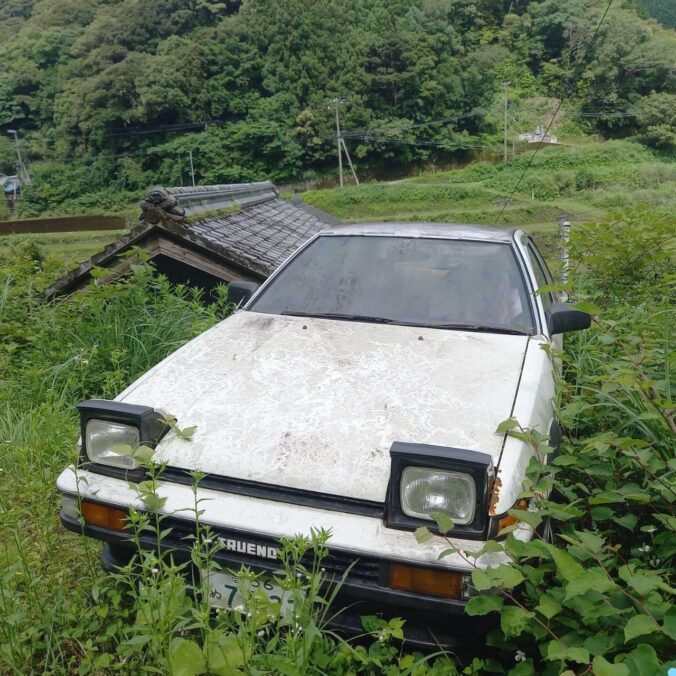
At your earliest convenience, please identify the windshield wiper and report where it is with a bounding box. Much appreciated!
[281,310,394,324]
[410,322,528,335]
[280,312,528,334]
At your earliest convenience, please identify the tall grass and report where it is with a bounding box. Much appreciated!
[0,246,231,672]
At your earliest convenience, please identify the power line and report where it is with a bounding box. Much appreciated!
[12,93,640,175]
[108,120,223,137]
[343,134,487,150]
[339,109,488,138]
[575,111,637,117]
[494,0,616,224]
[23,147,171,166]
[326,105,636,149]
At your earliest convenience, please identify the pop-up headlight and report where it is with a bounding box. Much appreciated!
[86,419,141,469]
[386,442,494,539]
[77,400,167,475]
[401,467,477,525]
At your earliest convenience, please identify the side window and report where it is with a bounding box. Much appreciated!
[526,243,554,310]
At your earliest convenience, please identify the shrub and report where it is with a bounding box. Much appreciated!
[416,207,675,675]
[552,170,577,196]
[568,206,674,300]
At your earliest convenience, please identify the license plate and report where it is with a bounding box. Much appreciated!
[204,570,296,615]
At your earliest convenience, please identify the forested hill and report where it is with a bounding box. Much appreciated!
[0,0,674,216]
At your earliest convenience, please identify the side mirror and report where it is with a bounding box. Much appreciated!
[228,280,260,307]
[546,303,591,335]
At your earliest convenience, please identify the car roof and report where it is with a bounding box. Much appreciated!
[319,222,517,243]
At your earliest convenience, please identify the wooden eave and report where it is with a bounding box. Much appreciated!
[44,218,268,299]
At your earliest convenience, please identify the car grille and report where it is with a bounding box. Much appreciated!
[161,516,381,583]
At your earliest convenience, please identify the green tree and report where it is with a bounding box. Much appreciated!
[633,91,676,149]
[641,0,676,28]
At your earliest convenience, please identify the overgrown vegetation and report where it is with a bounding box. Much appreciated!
[0,229,127,266]
[0,255,229,671]
[303,141,676,226]
[415,207,675,674]
[0,202,673,674]
[0,0,674,215]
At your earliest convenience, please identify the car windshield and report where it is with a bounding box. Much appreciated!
[249,235,536,334]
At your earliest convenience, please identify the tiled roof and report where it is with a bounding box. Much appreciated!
[185,194,337,275]
[169,182,278,215]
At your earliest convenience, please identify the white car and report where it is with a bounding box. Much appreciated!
[57,223,590,647]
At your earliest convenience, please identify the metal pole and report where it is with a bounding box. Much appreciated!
[17,141,30,186]
[559,215,571,287]
[7,129,31,187]
[502,81,510,164]
[334,102,344,187]
[8,131,20,182]
[340,138,359,185]
[512,116,516,160]
[188,150,196,187]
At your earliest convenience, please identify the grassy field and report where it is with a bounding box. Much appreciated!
[0,230,127,267]
[302,140,676,238]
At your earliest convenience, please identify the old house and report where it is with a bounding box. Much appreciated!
[46,182,339,299]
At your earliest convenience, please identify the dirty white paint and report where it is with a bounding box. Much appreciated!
[119,311,528,503]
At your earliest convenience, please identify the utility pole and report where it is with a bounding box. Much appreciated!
[502,81,511,164]
[7,129,31,187]
[329,97,359,187]
[331,98,344,187]
[188,149,196,187]
[340,137,359,185]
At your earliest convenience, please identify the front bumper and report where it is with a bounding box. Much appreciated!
[57,467,506,647]
[60,509,495,648]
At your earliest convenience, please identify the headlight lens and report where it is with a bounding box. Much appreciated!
[400,467,476,525]
[86,419,140,469]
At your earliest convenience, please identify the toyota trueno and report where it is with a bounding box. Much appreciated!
[56,223,590,647]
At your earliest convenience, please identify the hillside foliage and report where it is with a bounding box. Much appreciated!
[641,0,676,28]
[0,0,674,215]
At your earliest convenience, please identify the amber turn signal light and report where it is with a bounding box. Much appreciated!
[81,500,128,532]
[497,499,529,533]
[389,563,462,599]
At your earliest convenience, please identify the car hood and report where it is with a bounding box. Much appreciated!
[119,311,528,503]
